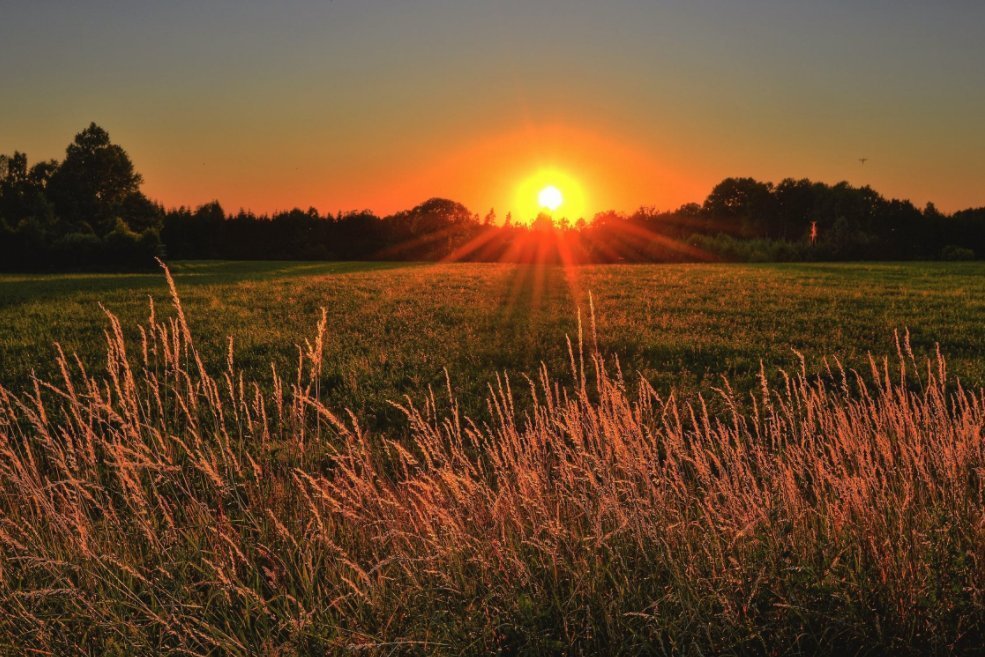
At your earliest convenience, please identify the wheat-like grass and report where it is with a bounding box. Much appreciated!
[0,263,982,655]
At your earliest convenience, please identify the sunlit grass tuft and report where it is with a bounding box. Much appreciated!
[0,263,983,655]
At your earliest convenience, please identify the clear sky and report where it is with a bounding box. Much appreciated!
[2,0,983,219]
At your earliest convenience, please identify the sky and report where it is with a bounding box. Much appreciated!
[1,0,983,219]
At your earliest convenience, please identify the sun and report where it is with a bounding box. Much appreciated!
[538,185,564,212]
[513,168,588,222]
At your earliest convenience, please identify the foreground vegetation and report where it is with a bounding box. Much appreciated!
[3,260,985,432]
[0,262,983,655]
[0,264,985,655]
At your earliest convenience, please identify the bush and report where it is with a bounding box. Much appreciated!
[940,244,976,261]
[101,218,160,269]
[690,233,810,262]
[50,231,102,269]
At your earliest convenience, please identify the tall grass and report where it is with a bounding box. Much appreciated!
[0,263,982,655]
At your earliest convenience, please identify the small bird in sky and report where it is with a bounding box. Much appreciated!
[859,157,869,166]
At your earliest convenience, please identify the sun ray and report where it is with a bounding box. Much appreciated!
[439,227,503,263]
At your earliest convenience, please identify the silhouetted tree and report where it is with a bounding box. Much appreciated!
[703,177,777,238]
[47,123,147,236]
[5,125,985,270]
[382,198,479,260]
[0,151,57,231]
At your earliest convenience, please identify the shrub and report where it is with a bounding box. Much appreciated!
[941,244,976,261]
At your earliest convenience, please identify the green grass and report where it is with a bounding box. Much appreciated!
[2,260,985,655]
[2,260,984,426]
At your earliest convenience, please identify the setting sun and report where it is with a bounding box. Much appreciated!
[513,168,588,222]
[538,185,564,212]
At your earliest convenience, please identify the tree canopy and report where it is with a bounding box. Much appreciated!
[46,123,147,236]
[2,124,985,270]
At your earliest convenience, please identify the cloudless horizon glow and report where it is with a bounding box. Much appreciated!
[2,1,983,218]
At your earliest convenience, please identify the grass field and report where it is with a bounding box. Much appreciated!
[2,260,985,655]
[2,260,984,426]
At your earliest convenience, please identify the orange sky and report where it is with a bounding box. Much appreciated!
[2,2,984,219]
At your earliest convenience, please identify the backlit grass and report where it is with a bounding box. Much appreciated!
[0,262,982,655]
[2,260,984,430]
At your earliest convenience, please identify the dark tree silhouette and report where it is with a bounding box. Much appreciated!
[47,123,146,236]
[703,177,777,238]
[381,198,480,260]
[0,124,161,270]
[0,151,58,231]
[3,121,985,270]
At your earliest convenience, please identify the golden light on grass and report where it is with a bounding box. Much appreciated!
[2,263,983,653]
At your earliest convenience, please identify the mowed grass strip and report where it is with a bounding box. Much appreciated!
[1,260,984,428]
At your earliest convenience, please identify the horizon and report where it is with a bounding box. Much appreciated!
[146,171,984,222]
[5,4,985,652]
[2,1,984,217]
[8,123,983,222]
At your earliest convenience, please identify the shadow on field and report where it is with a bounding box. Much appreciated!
[0,260,420,308]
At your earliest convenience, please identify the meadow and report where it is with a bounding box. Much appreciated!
[2,260,984,426]
[1,260,985,655]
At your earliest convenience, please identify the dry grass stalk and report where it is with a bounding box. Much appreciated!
[0,263,982,655]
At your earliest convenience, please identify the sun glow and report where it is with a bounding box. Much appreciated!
[538,185,564,212]
[514,168,588,223]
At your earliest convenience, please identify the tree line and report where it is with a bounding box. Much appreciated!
[2,123,984,270]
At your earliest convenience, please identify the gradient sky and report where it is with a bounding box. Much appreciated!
[2,0,983,218]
